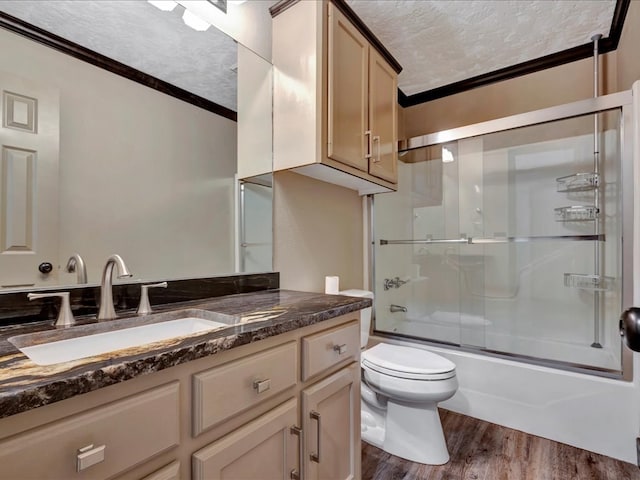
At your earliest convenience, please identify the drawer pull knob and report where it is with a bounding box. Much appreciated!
[333,343,347,355]
[76,444,105,472]
[253,378,271,394]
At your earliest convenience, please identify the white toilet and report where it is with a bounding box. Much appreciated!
[340,289,458,465]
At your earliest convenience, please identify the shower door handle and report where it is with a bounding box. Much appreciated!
[619,307,640,352]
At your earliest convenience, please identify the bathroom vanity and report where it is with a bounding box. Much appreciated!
[0,290,369,480]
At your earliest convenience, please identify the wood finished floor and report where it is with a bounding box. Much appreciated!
[362,409,640,480]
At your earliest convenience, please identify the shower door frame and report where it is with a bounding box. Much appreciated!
[370,89,635,381]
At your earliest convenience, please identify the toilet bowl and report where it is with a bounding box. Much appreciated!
[339,289,458,465]
[361,343,458,465]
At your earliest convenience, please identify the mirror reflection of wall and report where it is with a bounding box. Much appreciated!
[239,175,273,273]
[0,1,273,290]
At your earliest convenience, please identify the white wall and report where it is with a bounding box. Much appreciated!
[0,27,237,285]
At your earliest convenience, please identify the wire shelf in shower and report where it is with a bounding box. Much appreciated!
[554,205,599,222]
[564,273,613,291]
[556,172,600,192]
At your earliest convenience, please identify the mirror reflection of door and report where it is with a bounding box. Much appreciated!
[239,175,272,273]
[0,71,59,288]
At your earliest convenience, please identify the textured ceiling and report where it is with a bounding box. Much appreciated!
[0,0,238,111]
[346,0,617,96]
[0,0,620,108]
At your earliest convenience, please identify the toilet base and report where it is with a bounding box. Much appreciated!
[383,400,450,465]
[361,388,385,448]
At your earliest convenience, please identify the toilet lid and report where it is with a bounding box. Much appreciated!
[362,343,456,379]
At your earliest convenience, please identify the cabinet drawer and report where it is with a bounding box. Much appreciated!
[193,341,297,436]
[140,460,180,480]
[301,321,359,381]
[0,382,179,480]
[192,398,299,480]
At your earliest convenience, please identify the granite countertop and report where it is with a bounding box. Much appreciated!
[0,289,371,419]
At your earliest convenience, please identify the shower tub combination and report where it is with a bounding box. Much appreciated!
[372,91,634,379]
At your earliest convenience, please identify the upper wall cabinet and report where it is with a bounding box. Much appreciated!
[272,0,401,195]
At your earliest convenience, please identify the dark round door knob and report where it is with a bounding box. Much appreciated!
[38,262,53,274]
[620,307,640,352]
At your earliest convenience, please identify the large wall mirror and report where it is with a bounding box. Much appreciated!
[0,0,273,290]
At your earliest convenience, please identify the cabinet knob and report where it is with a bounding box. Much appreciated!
[253,378,271,394]
[333,343,347,355]
[76,444,106,472]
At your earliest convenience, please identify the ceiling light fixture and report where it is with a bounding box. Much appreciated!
[147,0,178,12]
[182,9,211,31]
[206,0,227,14]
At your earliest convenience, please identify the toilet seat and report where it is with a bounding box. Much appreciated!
[362,343,456,381]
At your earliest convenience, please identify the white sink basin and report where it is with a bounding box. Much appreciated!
[11,316,232,366]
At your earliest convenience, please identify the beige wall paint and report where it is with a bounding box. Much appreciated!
[617,0,640,91]
[273,171,363,292]
[0,28,237,285]
[403,54,617,137]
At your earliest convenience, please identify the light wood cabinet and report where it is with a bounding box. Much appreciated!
[302,364,360,480]
[0,313,361,480]
[140,461,181,480]
[192,341,298,436]
[192,399,300,480]
[301,320,359,381]
[0,382,180,480]
[327,5,369,172]
[273,0,400,195]
[368,47,398,183]
[327,3,398,185]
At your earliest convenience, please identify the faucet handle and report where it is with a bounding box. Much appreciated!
[136,282,168,315]
[27,292,76,327]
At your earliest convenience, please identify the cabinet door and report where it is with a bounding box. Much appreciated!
[327,3,369,172]
[192,398,300,480]
[302,363,360,480]
[368,48,398,183]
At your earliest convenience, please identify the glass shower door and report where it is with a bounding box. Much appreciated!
[373,105,627,375]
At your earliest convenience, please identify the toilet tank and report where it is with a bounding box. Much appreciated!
[339,289,373,349]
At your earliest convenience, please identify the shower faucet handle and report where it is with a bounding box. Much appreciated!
[383,277,410,290]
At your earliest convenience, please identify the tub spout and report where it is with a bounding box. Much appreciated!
[390,304,408,313]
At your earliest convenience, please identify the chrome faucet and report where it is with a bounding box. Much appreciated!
[97,254,132,320]
[390,304,408,313]
[65,253,87,284]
